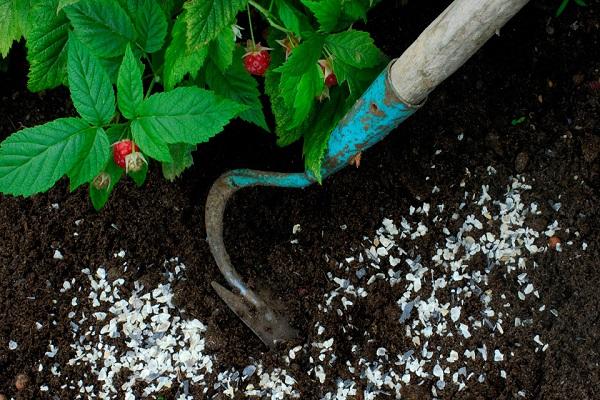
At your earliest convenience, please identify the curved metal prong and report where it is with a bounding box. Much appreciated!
[205,171,309,348]
[211,281,298,349]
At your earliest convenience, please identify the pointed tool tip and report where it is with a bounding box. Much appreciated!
[211,281,299,350]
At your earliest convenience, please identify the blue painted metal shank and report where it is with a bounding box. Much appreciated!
[226,60,423,190]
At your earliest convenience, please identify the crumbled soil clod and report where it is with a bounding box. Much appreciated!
[14,374,28,391]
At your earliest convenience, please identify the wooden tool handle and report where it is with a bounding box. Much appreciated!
[390,0,530,105]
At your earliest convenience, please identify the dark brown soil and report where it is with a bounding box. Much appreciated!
[1,1,599,399]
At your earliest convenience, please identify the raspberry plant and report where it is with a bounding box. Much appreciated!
[0,0,385,208]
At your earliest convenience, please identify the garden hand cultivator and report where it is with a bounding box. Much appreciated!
[206,0,530,349]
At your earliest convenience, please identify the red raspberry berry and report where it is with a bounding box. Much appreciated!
[243,41,272,76]
[318,59,337,88]
[325,73,338,88]
[113,139,139,169]
[243,50,271,76]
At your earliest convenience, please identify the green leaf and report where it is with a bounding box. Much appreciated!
[208,27,235,73]
[57,0,79,11]
[332,57,381,99]
[68,34,116,126]
[117,44,143,119]
[161,143,196,180]
[511,116,526,126]
[265,32,323,139]
[163,12,208,91]
[0,0,32,56]
[301,0,341,33]
[89,158,123,210]
[274,35,325,129]
[157,0,178,19]
[106,124,128,143]
[68,127,110,190]
[275,0,312,36]
[26,0,70,91]
[265,69,304,146]
[116,0,138,17]
[0,118,96,196]
[265,30,287,67]
[115,2,150,28]
[14,0,32,36]
[275,34,324,76]
[184,0,248,49]
[325,30,383,69]
[325,30,386,101]
[281,64,323,128]
[205,48,268,131]
[132,87,245,160]
[97,54,124,83]
[131,120,172,162]
[0,0,19,57]
[303,87,348,181]
[133,0,168,53]
[65,0,136,58]
[556,0,570,16]
[302,0,373,32]
[341,0,370,22]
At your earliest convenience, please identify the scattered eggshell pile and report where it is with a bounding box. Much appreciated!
[13,171,575,399]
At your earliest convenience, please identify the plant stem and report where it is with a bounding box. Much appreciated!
[248,0,290,34]
[247,5,256,44]
[145,76,157,99]
[142,53,163,82]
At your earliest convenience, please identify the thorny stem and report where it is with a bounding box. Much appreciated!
[248,0,291,34]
